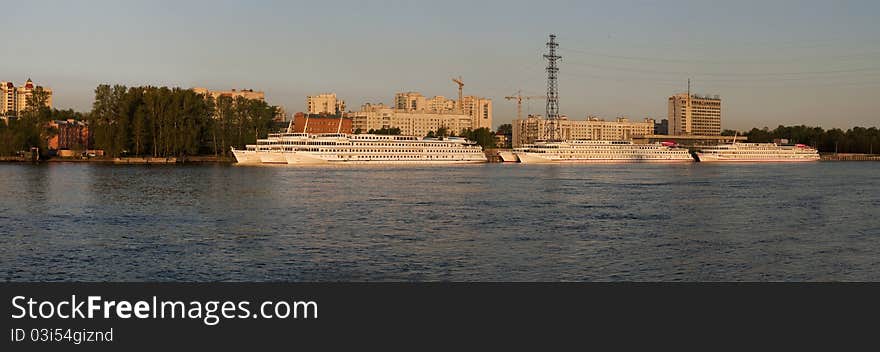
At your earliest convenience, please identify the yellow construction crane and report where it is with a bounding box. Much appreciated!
[504,90,545,120]
[452,76,464,112]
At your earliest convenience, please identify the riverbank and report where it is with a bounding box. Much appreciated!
[0,155,235,164]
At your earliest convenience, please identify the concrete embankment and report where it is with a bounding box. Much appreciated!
[2,155,235,164]
[821,153,880,161]
[113,157,178,164]
[112,156,234,164]
[483,149,510,163]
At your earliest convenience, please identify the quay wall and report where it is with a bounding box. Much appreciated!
[821,153,880,161]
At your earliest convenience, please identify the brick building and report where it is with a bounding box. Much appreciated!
[290,113,352,134]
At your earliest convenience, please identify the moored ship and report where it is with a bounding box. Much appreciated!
[231,133,487,165]
[695,142,820,162]
[512,140,694,163]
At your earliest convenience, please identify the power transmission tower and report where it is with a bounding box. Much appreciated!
[544,34,562,141]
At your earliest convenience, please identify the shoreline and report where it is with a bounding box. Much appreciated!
[4,153,880,164]
[819,153,880,161]
[0,156,235,164]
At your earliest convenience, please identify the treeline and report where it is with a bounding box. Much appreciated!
[88,85,277,157]
[1,85,278,158]
[724,125,880,154]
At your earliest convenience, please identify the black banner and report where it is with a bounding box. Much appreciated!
[1,283,877,350]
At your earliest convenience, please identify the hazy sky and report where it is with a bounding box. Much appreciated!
[3,0,879,130]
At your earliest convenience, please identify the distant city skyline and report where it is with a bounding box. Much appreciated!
[2,0,879,130]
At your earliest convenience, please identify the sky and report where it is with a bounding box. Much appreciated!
[2,0,879,130]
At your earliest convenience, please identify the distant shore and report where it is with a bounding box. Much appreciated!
[4,153,880,163]
[0,155,235,164]
[819,153,880,161]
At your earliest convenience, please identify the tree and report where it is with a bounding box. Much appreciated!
[496,123,512,136]
[85,84,278,158]
[460,127,497,149]
[367,127,401,135]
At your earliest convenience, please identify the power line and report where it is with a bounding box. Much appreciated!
[562,59,880,77]
[559,46,880,65]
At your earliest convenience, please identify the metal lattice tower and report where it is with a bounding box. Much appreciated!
[544,34,562,140]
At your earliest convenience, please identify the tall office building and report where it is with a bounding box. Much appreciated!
[668,93,721,136]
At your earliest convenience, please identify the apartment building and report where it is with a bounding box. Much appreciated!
[1,79,53,116]
[307,93,345,115]
[512,115,655,147]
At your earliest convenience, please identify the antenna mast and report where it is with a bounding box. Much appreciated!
[544,34,562,141]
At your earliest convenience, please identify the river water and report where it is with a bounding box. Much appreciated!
[1,162,879,281]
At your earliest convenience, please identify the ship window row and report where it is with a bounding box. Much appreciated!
[261,147,480,153]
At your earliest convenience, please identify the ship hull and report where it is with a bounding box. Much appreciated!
[238,150,486,165]
[515,152,693,164]
[231,149,261,165]
[695,153,820,162]
[258,151,288,164]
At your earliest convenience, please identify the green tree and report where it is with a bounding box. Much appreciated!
[496,123,512,136]
[460,127,497,149]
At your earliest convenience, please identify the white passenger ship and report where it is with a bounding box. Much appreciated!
[695,142,820,162]
[512,140,694,163]
[231,133,487,165]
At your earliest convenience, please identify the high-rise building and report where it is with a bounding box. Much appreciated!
[1,79,53,116]
[426,96,456,112]
[0,82,14,115]
[668,93,721,136]
[307,93,345,115]
[394,92,427,112]
[512,115,655,147]
[460,96,493,130]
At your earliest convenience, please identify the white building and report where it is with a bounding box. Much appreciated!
[1,79,53,116]
[350,102,472,136]
[307,93,345,115]
[351,90,493,135]
[512,115,655,147]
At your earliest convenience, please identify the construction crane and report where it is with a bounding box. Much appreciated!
[452,76,464,112]
[504,90,545,120]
